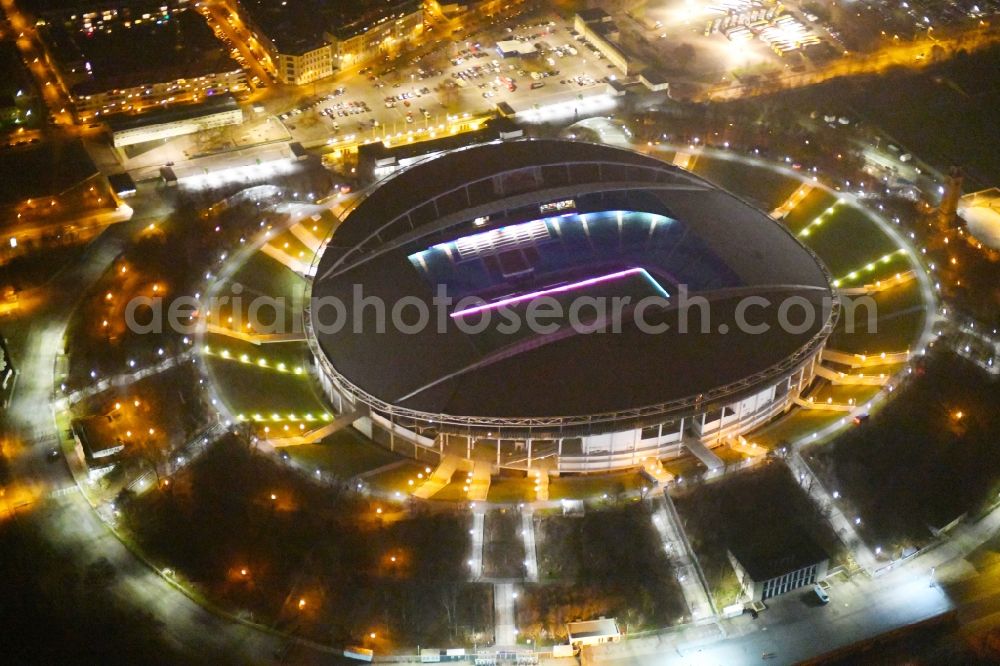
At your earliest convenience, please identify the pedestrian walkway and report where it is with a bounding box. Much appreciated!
[265,407,365,447]
[682,436,724,472]
[260,242,312,275]
[204,323,305,345]
[531,468,549,501]
[837,270,915,295]
[787,450,878,572]
[792,396,855,412]
[771,182,814,219]
[467,460,492,502]
[672,151,694,170]
[521,509,539,582]
[652,492,717,621]
[57,350,196,409]
[815,364,889,385]
[494,582,517,647]
[469,506,486,579]
[288,221,323,253]
[641,457,676,486]
[412,455,460,499]
[727,436,767,458]
[821,349,911,368]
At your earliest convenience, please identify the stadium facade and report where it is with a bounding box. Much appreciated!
[307,140,838,473]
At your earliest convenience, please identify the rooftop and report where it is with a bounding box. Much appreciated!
[357,117,518,168]
[640,68,670,85]
[576,8,612,24]
[19,0,186,19]
[238,0,419,54]
[567,618,619,640]
[40,7,239,96]
[729,525,830,582]
[106,93,239,132]
[311,140,835,424]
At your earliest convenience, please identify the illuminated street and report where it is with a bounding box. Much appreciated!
[0,0,999,662]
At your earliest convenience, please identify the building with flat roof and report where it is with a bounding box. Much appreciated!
[71,415,125,479]
[566,618,620,646]
[32,2,245,118]
[308,140,837,473]
[356,116,522,181]
[574,11,631,75]
[639,68,670,92]
[728,527,830,601]
[496,39,537,58]
[958,188,1000,251]
[235,0,422,85]
[106,93,243,148]
[426,0,526,24]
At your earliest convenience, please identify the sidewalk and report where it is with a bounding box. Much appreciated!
[652,492,717,621]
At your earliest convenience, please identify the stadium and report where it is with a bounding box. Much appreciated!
[307,140,839,473]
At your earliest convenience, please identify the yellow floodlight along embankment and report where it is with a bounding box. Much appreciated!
[771,182,814,220]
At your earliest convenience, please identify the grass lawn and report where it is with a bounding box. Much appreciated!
[713,445,749,465]
[865,279,925,314]
[691,156,801,211]
[285,427,403,479]
[432,477,477,503]
[798,205,900,278]
[203,335,311,371]
[752,409,841,448]
[547,471,646,501]
[227,251,306,303]
[487,475,535,503]
[782,190,839,234]
[828,306,925,355]
[365,460,429,497]
[204,356,328,418]
[205,291,301,334]
[662,456,708,480]
[828,278,927,355]
[807,383,882,405]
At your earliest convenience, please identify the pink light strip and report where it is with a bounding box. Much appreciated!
[450,267,668,318]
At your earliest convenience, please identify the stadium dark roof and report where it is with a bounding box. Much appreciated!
[310,139,835,422]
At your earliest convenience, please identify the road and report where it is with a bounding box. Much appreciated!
[0,207,331,664]
[0,0,75,125]
[702,24,1000,101]
[593,564,952,665]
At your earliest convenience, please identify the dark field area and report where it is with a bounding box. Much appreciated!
[482,508,526,579]
[767,45,1000,188]
[0,508,208,666]
[807,351,1000,550]
[522,502,686,638]
[674,461,845,607]
[123,437,490,648]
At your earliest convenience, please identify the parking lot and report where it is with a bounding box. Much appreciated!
[269,10,620,147]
